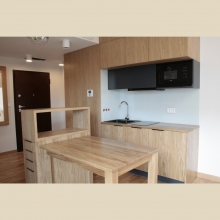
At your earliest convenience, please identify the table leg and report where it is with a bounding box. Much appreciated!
[105,171,118,184]
[148,152,158,184]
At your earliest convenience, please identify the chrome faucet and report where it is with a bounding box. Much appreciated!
[119,101,129,120]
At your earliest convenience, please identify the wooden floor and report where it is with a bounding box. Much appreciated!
[0,150,219,184]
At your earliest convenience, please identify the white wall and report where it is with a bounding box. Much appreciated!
[198,37,220,177]
[0,56,65,153]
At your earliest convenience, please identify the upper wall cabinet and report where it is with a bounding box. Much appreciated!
[125,37,149,65]
[99,37,122,44]
[100,38,126,69]
[148,37,200,62]
[99,37,200,69]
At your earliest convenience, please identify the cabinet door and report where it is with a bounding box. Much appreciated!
[100,38,126,69]
[99,37,122,44]
[149,37,188,61]
[112,125,127,142]
[126,127,149,171]
[125,37,149,65]
[101,124,113,139]
[149,129,187,181]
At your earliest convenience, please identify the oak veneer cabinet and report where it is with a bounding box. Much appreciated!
[125,37,149,65]
[99,37,122,44]
[99,37,200,69]
[100,38,126,69]
[21,107,91,183]
[148,37,200,62]
[101,122,199,183]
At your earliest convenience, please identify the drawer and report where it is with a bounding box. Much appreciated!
[26,167,37,183]
[24,150,36,162]
[23,140,35,153]
[25,159,36,171]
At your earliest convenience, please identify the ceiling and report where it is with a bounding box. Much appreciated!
[0,37,99,63]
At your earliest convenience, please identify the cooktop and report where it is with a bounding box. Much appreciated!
[131,121,159,126]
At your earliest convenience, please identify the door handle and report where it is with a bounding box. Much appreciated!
[18,105,25,108]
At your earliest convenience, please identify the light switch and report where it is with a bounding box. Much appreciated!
[87,90,93,97]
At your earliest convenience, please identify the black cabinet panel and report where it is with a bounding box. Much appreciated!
[108,65,156,90]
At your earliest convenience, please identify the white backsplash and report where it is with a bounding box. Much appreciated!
[101,69,199,125]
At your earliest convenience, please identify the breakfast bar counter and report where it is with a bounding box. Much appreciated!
[40,136,159,183]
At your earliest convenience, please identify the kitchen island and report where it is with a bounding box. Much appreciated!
[40,136,158,183]
[21,107,158,183]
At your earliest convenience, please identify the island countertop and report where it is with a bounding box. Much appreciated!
[40,135,159,183]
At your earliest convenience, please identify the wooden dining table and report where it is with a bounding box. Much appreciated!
[40,136,159,183]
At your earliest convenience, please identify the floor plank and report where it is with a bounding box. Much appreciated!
[0,151,219,184]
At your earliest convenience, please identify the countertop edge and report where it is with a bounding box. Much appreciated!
[101,122,199,133]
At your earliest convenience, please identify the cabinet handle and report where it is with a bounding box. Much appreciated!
[152,129,164,131]
[26,149,33,153]
[26,159,33,163]
[131,127,142,129]
[27,168,34,172]
[24,140,32,143]
[114,125,122,127]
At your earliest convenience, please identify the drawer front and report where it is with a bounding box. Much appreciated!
[24,150,36,162]
[25,159,36,171]
[23,140,35,153]
[26,167,37,183]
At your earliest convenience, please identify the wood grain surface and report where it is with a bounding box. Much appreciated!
[125,37,149,65]
[101,121,199,133]
[100,38,126,68]
[40,136,158,183]
[99,37,122,44]
[0,151,218,184]
[64,45,101,137]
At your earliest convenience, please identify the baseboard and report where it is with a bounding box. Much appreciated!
[0,150,17,155]
[130,169,184,184]
[197,172,220,183]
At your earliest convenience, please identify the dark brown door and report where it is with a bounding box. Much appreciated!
[13,70,52,152]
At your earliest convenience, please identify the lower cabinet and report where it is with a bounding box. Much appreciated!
[148,129,187,182]
[101,124,113,139]
[126,127,149,171]
[112,125,127,142]
[101,123,199,183]
[23,140,37,183]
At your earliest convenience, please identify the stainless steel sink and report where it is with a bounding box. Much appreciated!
[104,119,141,124]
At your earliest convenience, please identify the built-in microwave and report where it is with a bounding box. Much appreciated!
[156,60,200,88]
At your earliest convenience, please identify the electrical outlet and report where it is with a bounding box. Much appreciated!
[167,108,176,114]
[87,90,93,97]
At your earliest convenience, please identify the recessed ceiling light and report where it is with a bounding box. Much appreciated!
[26,54,32,62]
[59,60,64,66]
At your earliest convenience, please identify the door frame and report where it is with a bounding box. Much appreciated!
[13,69,51,151]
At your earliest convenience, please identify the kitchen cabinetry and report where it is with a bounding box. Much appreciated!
[101,124,113,139]
[101,124,127,142]
[99,37,200,69]
[21,107,91,183]
[100,38,126,69]
[112,125,127,142]
[101,122,199,183]
[126,127,149,171]
[125,37,149,65]
[148,37,200,62]
[99,37,122,44]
